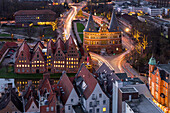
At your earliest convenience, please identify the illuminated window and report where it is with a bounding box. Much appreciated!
[67,62,68,64]
[63,65,64,67]
[35,65,36,67]
[58,65,60,67]
[32,65,34,67]
[54,61,55,63]
[40,61,42,63]
[19,60,21,63]
[37,65,39,67]
[22,65,24,67]
[49,56,51,58]
[17,65,18,67]
[43,65,44,67]
[34,61,36,63]
[49,60,51,62]
[25,60,26,62]
[54,65,56,67]
[71,62,73,64]
[37,61,39,63]
[103,107,106,112]
[116,48,119,51]
[25,65,27,67]
[71,58,73,60]
[58,61,60,63]
[22,60,23,63]
[28,65,29,67]
[19,65,21,67]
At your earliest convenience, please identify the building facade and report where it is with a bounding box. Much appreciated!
[148,57,170,113]
[14,37,91,74]
[14,10,56,27]
[83,10,122,54]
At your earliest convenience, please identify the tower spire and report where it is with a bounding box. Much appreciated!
[84,13,97,32]
[109,8,119,32]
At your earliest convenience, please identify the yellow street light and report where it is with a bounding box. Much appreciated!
[125,28,130,32]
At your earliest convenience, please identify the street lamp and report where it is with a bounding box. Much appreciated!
[125,28,130,32]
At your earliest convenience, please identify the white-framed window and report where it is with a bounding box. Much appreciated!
[46,107,49,112]
[51,106,54,111]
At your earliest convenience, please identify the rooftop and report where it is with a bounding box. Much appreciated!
[157,64,170,74]
[126,94,164,113]
[120,87,138,93]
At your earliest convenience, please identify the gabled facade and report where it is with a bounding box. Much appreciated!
[14,37,90,74]
[57,72,79,113]
[54,38,65,73]
[83,9,122,54]
[65,36,80,73]
[15,41,31,73]
[75,64,110,113]
[31,47,46,73]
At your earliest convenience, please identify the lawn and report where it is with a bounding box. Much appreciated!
[0,66,75,79]
[79,34,83,42]
[0,34,11,37]
[76,23,85,33]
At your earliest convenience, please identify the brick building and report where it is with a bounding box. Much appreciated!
[14,10,56,27]
[14,36,91,74]
[83,9,122,54]
[148,57,170,113]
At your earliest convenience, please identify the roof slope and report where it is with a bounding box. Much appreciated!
[55,38,65,51]
[25,96,39,112]
[76,64,98,99]
[66,36,76,50]
[109,9,119,32]
[16,41,31,60]
[57,72,74,105]
[14,10,56,16]
[0,89,23,112]
[33,41,45,52]
[84,13,97,32]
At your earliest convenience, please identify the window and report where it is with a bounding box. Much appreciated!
[51,107,54,111]
[99,93,102,98]
[97,108,100,113]
[103,107,106,112]
[71,99,73,102]
[97,101,100,105]
[32,106,34,108]
[22,69,24,72]
[68,106,70,110]
[89,109,92,113]
[46,107,49,111]
[89,102,92,107]
[103,100,106,105]
[156,77,158,84]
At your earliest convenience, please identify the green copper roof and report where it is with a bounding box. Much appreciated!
[148,57,156,65]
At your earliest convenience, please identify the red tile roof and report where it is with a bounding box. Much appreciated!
[16,41,31,60]
[25,96,39,112]
[33,41,45,52]
[57,72,74,105]
[32,47,45,61]
[14,10,56,16]
[76,64,98,99]
[55,38,64,51]
[5,42,18,48]
[66,35,76,50]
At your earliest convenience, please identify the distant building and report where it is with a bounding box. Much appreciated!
[0,84,24,113]
[0,79,15,96]
[14,10,56,27]
[83,9,122,54]
[148,57,170,113]
[14,37,91,74]
[138,16,170,40]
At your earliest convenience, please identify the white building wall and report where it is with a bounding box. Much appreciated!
[26,101,39,113]
[64,88,79,113]
[86,83,110,113]
[125,102,134,113]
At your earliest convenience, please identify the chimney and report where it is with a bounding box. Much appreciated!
[8,83,12,89]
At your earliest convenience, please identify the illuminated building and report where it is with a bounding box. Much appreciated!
[14,36,91,74]
[148,57,170,113]
[14,10,56,27]
[83,9,122,54]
